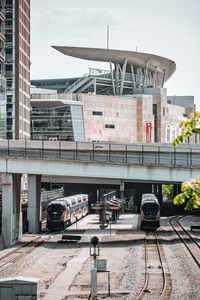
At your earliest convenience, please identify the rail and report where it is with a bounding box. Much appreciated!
[169,215,200,269]
[0,236,50,272]
[31,93,79,101]
[0,140,200,168]
[64,73,89,93]
[136,231,169,299]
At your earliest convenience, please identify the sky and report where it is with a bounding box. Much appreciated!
[31,0,200,109]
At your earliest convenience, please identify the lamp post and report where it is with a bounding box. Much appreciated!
[90,236,100,299]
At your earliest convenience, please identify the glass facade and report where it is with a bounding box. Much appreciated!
[0,0,31,140]
[5,0,15,139]
[0,1,6,138]
[71,105,85,141]
[0,75,6,138]
[31,104,85,141]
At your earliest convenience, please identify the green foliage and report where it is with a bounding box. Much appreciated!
[172,113,200,210]
[172,112,200,146]
[173,112,200,210]
[162,184,174,200]
[173,178,200,210]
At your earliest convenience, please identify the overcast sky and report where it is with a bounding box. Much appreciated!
[31,0,200,108]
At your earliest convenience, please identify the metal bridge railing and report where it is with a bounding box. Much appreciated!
[0,140,200,168]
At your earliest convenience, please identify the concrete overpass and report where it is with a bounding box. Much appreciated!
[0,155,200,183]
[0,140,200,247]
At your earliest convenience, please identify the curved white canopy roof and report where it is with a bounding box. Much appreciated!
[52,46,176,82]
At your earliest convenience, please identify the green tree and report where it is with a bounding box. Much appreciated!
[172,112,200,210]
[173,177,200,210]
[162,184,174,201]
[173,112,200,146]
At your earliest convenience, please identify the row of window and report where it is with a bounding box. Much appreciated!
[31,113,72,118]
[32,122,115,130]
[31,134,74,142]
[32,128,73,132]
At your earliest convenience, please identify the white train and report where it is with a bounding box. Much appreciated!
[47,194,88,230]
[140,193,160,230]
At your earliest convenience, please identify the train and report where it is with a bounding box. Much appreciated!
[46,194,88,230]
[140,193,160,230]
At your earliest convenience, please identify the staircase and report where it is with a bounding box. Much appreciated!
[64,73,92,93]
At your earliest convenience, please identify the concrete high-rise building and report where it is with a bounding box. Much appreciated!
[0,0,6,138]
[0,0,30,139]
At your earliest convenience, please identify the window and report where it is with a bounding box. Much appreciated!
[6,95,13,103]
[166,127,170,142]
[172,130,176,141]
[153,104,157,142]
[7,132,13,139]
[92,111,103,116]
[163,107,165,116]
[105,124,115,129]
[7,118,12,125]
[6,0,13,5]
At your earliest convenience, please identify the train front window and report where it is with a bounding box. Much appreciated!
[47,204,64,219]
[142,203,159,216]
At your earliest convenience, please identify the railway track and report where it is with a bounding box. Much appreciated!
[169,215,200,269]
[136,231,171,300]
[0,235,51,272]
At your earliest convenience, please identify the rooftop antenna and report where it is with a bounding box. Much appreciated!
[107,25,109,49]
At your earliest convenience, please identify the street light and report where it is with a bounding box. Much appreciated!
[90,236,100,300]
[90,236,99,247]
[90,236,100,265]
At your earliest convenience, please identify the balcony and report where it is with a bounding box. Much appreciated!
[0,50,5,62]
[5,71,14,78]
[0,11,5,21]
[0,31,5,42]
[5,41,13,48]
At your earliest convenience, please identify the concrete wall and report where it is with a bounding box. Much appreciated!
[82,94,155,143]
[82,94,138,143]
[136,95,154,143]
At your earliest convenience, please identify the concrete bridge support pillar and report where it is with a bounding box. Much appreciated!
[27,175,42,233]
[2,173,22,248]
[120,180,125,213]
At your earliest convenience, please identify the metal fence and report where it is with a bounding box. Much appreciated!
[0,140,200,168]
